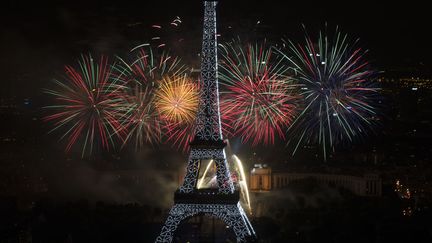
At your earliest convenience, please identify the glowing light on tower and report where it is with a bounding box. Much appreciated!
[232,155,252,214]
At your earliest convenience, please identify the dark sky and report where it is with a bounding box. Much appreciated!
[1,0,431,98]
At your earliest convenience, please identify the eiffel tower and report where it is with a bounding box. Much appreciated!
[155,1,256,242]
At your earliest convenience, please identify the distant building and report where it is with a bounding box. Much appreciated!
[249,164,272,191]
[249,164,382,197]
[378,76,432,90]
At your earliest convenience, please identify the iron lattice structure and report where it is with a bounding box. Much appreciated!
[155,1,256,242]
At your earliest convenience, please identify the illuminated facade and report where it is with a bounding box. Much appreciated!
[250,165,382,196]
[378,77,432,89]
[249,165,272,191]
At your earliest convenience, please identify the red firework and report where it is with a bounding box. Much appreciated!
[44,55,127,156]
[219,41,300,145]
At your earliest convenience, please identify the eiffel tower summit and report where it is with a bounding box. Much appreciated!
[155,1,257,242]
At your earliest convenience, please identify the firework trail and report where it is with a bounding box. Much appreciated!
[150,16,184,49]
[275,28,379,160]
[197,159,214,189]
[219,40,300,146]
[113,45,188,149]
[44,55,127,156]
[115,45,186,84]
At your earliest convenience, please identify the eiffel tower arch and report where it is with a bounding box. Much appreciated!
[155,1,257,242]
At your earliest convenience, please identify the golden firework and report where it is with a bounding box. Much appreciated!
[155,75,199,123]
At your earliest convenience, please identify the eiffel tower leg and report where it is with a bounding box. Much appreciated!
[179,151,200,193]
[214,203,256,242]
[155,204,195,243]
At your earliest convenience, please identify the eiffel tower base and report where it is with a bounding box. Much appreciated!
[155,202,256,242]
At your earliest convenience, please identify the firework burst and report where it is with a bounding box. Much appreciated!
[120,84,162,149]
[113,46,188,149]
[155,75,199,151]
[44,55,127,156]
[156,75,199,123]
[219,40,300,146]
[276,29,380,159]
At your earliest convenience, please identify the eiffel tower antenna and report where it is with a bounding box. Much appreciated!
[155,1,257,242]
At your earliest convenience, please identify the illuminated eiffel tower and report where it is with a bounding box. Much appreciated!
[155,1,256,242]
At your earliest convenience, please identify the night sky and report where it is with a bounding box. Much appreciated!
[1,0,431,98]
